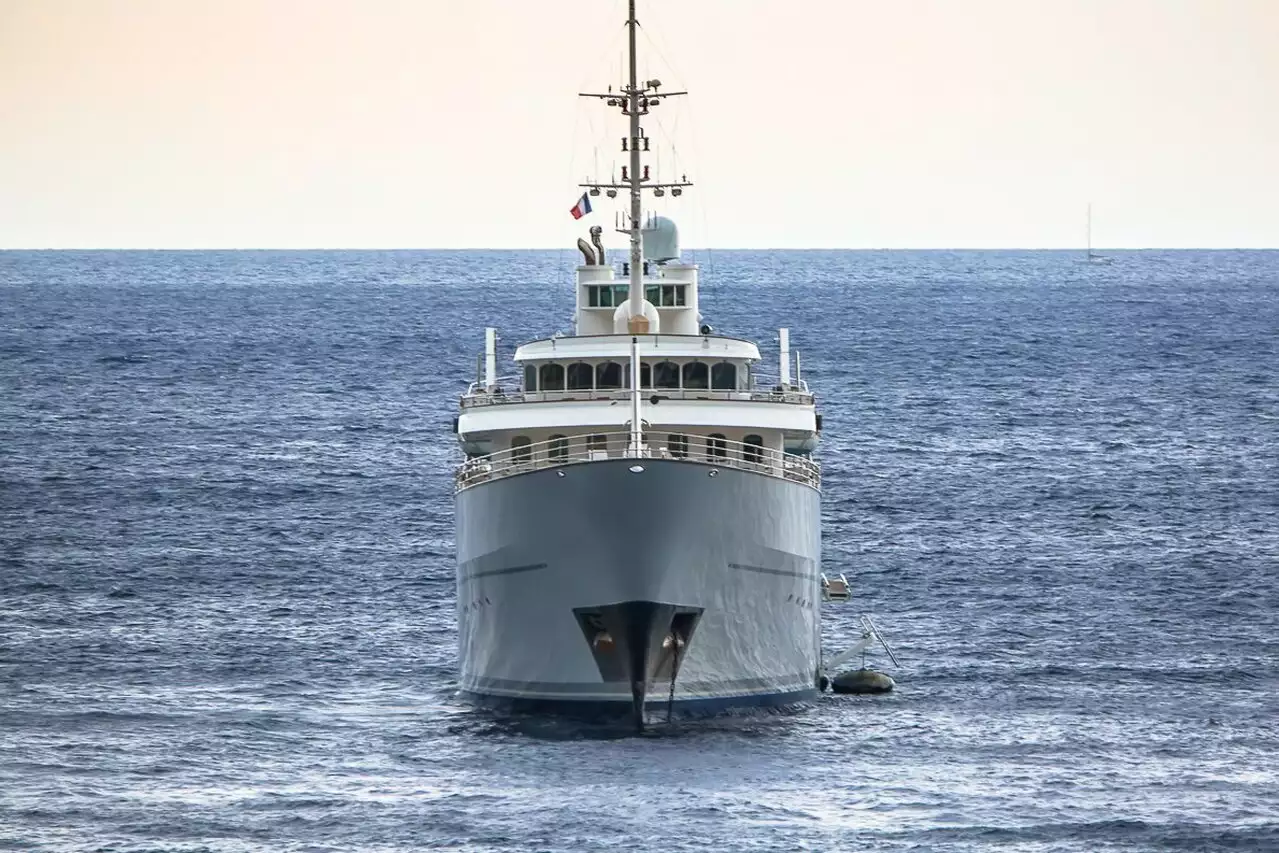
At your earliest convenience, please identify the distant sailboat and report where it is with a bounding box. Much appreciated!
[1085,203,1111,264]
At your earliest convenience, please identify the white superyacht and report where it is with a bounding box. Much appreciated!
[453,0,823,730]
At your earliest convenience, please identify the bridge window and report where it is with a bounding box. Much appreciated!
[706,433,727,459]
[548,434,568,461]
[511,436,532,463]
[588,285,631,308]
[567,362,593,390]
[625,361,653,389]
[524,364,537,392]
[667,434,689,458]
[711,362,737,390]
[682,361,709,390]
[539,363,565,391]
[653,361,680,389]
[596,361,622,389]
[644,284,687,306]
[743,434,765,464]
[587,434,609,455]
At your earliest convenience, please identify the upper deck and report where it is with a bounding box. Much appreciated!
[513,333,760,363]
[461,377,814,409]
[463,333,812,409]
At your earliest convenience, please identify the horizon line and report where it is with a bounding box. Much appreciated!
[3,246,1278,253]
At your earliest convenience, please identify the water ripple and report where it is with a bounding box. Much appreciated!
[1,249,1276,851]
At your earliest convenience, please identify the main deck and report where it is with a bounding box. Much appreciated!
[455,429,821,493]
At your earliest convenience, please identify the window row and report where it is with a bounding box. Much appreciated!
[509,433,766,464]
[586,284,687,308]
[666,433,764,463]
[525,360,739,392]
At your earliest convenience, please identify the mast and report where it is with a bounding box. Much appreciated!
[1086,203,1093,259]
[629,335,643,454]
[625,0,645,332]
[576,1,692,328]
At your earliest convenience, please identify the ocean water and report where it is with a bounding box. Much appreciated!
[2,248,1277,852]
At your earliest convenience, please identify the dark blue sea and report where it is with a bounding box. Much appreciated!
[2,249,1277,852]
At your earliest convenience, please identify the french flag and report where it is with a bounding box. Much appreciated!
[569,192,593,220]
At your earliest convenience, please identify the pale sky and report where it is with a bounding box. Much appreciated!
[1,0,1276,249]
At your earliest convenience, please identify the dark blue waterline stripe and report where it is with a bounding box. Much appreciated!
[464,671,815,695]
[460,687,817,719]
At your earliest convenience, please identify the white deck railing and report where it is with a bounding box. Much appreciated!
[454,430,821,492]
[460,375,814,408]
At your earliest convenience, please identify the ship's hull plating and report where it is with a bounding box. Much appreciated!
[455,458,822,720]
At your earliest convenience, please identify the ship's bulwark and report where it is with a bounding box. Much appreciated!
[455,458,822,719]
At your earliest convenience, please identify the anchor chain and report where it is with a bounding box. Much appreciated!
[666,636,683,723]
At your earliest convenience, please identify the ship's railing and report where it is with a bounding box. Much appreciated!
[454,430,821,492]
[460,376,814,408]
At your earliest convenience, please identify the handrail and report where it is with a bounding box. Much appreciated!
[749,371,811,392]
[460,386,815,408]
[454,430,820,492]
[464,373,809,396]
[460,367,813,409]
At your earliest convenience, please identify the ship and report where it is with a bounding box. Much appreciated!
[453,0,824,731]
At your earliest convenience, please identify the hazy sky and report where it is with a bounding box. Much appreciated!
[2,0,1276,249]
